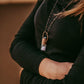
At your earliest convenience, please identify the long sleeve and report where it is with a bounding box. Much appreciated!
[20,38,84,84]
[9,0,47,74]
[63,19,84,84]
[20,19,84,84]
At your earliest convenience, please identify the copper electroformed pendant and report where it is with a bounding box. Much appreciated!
[40,0,59,51]
[41,31,48,51]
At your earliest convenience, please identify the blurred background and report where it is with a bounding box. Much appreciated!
[0,0,37,84]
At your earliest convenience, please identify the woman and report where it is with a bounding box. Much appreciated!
[10,0,84,84]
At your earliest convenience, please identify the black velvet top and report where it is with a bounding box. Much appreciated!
[10,0,84,84]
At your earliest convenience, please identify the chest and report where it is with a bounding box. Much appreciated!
[34,0,81,53]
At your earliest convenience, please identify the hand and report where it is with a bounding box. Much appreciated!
[56,62,73,75]
[39,58,73,80]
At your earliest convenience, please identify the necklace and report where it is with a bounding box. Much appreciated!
[41,0,59,51]
[40,0,71,51]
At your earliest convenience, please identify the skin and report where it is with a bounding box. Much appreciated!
[39,58,73,80]
[19,58,73,80]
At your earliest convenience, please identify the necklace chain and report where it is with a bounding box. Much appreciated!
[46,0,73,32]
[40,0,71,51]
[43,0,72,33]
[41,0,59,51]
[44,0,58,33]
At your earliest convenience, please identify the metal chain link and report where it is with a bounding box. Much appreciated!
[42,0,73,34]
[44,0,58,32]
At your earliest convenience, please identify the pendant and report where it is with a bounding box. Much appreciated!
[41,37,47,51]
[41,31,48,51]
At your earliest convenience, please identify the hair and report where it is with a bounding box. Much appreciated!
[55,0,84,21]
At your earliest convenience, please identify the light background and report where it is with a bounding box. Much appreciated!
[0,0,37,4]
[0,0,37,84]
